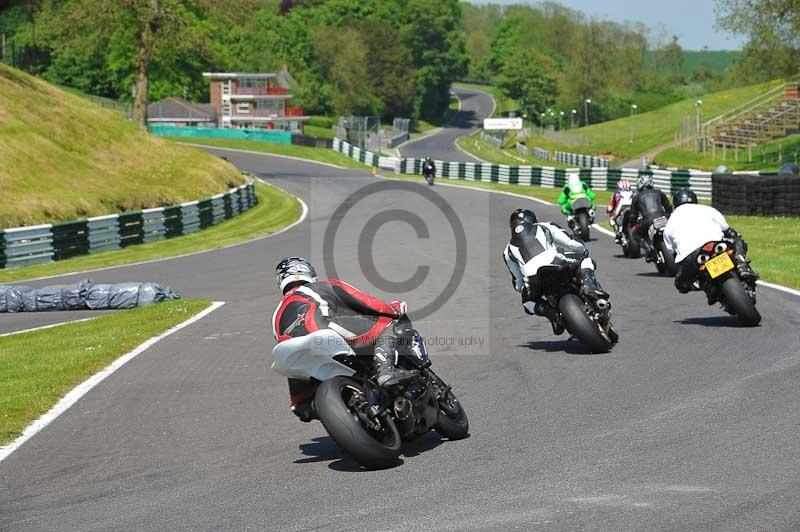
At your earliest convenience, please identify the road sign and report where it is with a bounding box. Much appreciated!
[483,117,523,130]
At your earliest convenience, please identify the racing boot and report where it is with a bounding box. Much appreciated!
[374,350,418,388]
[736,256,759,284]
[534,301,566,335]
[577,268,609,302]
[288,378,318,422]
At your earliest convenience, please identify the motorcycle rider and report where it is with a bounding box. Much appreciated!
[557,173,596,221]
[664,188,757,294]
[502,208,609,335]
[606,179,634,237]
[422,156,436,182]
[629,174,673,256]
[272,257,416,422]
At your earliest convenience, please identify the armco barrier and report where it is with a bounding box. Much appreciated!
[555,151,609,168]
[330,138,792,208]
[0,180,257,269]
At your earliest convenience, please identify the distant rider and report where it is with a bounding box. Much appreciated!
[422,157,436,181]
[663,188,757,294]
[502,208,608,335]
[606,179,634,230]
[272,257,416,422]
[628,175,673,254]
[557,174,596,220]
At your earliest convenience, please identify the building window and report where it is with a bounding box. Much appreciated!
[239,78,267,88]
[236,102,250,113]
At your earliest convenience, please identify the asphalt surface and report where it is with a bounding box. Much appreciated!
[2,90,800,531]
[399,87,494,162]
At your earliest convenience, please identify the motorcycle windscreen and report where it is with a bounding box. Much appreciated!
[271,329,356,381]
[571,197,591,211]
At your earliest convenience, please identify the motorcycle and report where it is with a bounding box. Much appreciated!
[422,162,436,185]
[271,323,469,469]
[566,197,594,241]
[640,215,676,275]
[536,263,619,353]
[614,206,640,258]
[691,239,761,326]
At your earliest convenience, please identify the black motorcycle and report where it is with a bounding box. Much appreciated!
[536,263,619,353]
[614,206,640,258]
[641,215,676,275]
[422,161,436,185]
[567,197,594,241]
[273,322,468,469]
[691,240,761,326]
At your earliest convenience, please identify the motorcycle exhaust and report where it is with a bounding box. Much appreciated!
[595,298,609,310]
[394,397,412,420]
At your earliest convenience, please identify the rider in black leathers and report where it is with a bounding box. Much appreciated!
[629,174,673,255]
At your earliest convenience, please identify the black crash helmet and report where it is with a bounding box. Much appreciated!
[509,208,537,230]
[672,187,698,208]
[275,257,317,294]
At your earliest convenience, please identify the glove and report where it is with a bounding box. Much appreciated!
[389,299,407,317]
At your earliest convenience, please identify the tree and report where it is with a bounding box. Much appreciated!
[496,47,558,118]
[715,0,800,80]
[658,35,685,84]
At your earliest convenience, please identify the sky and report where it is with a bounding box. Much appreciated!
[470,0,747,50]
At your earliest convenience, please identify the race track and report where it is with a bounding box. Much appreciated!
[1,90,799,532]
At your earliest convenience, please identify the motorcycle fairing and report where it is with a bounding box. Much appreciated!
[271,329,356,381]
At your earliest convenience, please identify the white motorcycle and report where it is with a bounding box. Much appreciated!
[272,322,469,469]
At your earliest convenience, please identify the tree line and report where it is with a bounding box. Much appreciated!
[1,0,796,127]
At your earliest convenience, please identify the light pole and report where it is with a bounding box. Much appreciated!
[571,109,577,129]
[540,113,545,135]
[629,103,638,143]
[695,99,703,152]
[559,111,565,131]
[584,98,591,127]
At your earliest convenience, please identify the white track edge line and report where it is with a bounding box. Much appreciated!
[378,173,553,206]
[179,142,348,170]
[7,182,308,283]
[756,279,800,297]
[0,301,226,463]
[0,317,99,338]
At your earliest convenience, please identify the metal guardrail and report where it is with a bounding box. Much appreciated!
[0,180,257,269]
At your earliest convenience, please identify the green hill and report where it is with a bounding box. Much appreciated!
[525,79,785,162]
[0,64,244,228]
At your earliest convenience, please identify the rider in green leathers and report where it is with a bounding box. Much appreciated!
[558,174,597,215]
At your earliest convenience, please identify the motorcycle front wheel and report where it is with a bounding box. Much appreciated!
[434,388,469,440]
[558,293,613,353]
[315,376,401,469]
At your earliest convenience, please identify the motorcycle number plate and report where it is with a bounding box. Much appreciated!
[706,253,734,279]
[653,216,668,229]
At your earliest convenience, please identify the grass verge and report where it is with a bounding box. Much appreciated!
[728,215,800,288]
[0,299,211,445]
[456,132,572,168]
[386,173,799,288]
[169,137,367,169]
[0,182,300,283]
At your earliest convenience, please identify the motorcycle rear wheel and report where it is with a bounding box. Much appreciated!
[624,227,640,258]
[558,293,612,353]
[434,389,469,440]
[721,277,761,326]
[657,240,676,276]
[315,376,401,469]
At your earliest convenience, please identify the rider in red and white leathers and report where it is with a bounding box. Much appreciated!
[272,257,415,421]
[606,179,634,229]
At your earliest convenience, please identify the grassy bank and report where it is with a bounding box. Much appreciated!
[0,64,243,228]
[524,80,784,162]
[654,134,800,171]
[0,300,211,445]
[171,137,368,169]
[0,182,300,283]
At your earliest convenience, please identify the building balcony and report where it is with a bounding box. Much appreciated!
[235,86,288,96]
[233,107,306,118]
